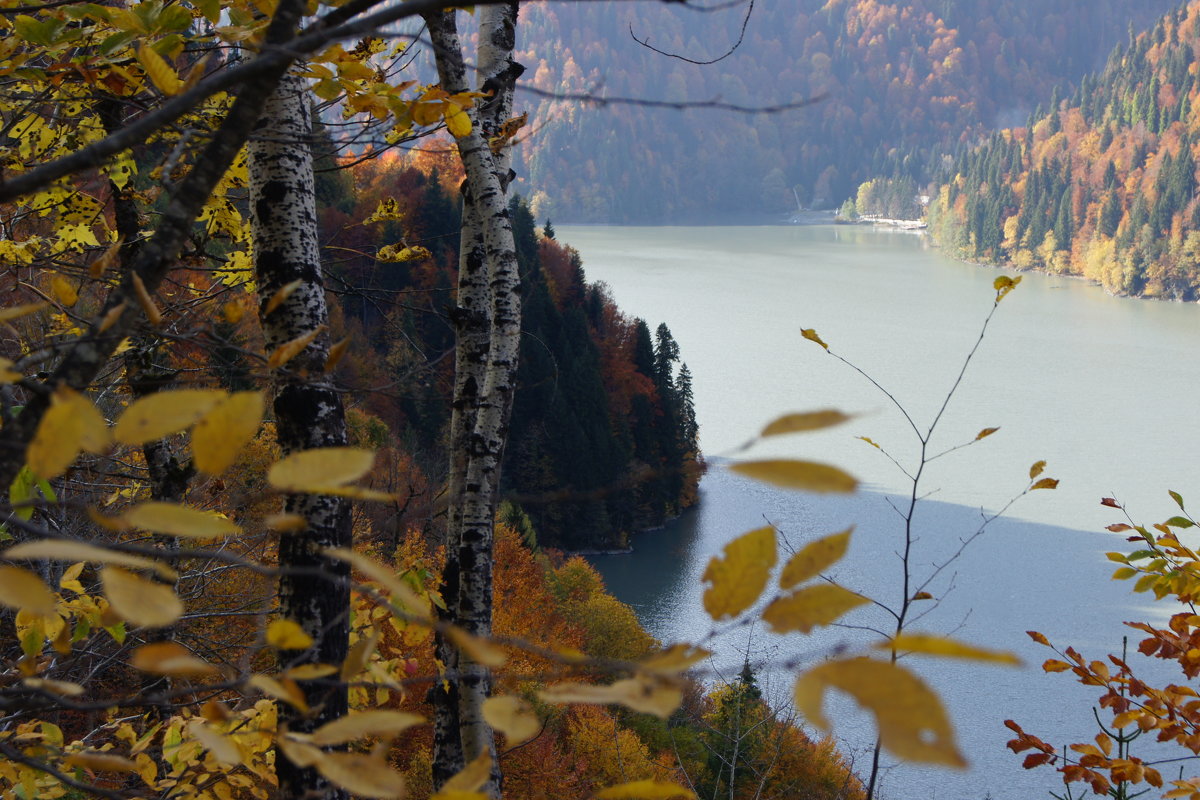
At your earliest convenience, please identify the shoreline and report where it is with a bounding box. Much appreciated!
[922,231,1200,304]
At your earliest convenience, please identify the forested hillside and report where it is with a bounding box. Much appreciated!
[315,150,701,550]
[510,0,1178,222]
[927,1,1200,299]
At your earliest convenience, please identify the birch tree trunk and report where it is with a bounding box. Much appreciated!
[425,5,522,795]
[248,71,351,800]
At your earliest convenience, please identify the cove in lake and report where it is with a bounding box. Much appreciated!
[558,224,1200,800]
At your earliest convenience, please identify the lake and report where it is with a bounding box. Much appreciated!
[558,224,1200,800]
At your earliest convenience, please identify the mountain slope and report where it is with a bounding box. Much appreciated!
[508,0,1178,222]
[927,1,1200,298]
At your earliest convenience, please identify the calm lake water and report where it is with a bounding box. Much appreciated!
[558,224,1200,800]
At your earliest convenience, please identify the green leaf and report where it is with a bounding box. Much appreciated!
[1170,490,1185,510]
[1165,516,1194,529]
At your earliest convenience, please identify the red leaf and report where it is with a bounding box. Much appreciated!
[1024,753,1054,769]
[1101,498,1122,508]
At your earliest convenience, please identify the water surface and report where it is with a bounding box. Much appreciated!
[560,224,1200,800]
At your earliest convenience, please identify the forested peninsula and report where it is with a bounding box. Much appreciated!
[923,0,1200,299]
[315,150,702,552]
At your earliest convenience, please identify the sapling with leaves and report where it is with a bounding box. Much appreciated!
[713,275,1058,800]
[1006,492,1200,800]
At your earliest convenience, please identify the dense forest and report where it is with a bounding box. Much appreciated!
[505,0,1179,222]
[925,0,1200,299]
[314,149,701,551]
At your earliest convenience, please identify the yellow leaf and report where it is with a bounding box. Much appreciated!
[265,512,308,532]
[23,677,84,696]
[101,567,183,628]
[1042,659,1071,673]
[412,93,446,126]
[27,386,111,480]
[123,501,240,540]
[113,389,225,445]
[760,409,853,437]
[439,748,492,794]
[994,274,1021,301]
[445,104,471,138]
[0,565,57,615]
[1029,460,1047,479]
[446,625,506,667]
[639,643,712,675]
[794,657,965,767]
[779,527,852,589]
[4,540,176,581]
[97,302,126,333]
[131,642,219,677]
[268,326,324,368]
[263,279,303,316]
[0,357,23,383]
[285,663,339,680]
[266,619,314,650]
[539,676,682,718]
[278,734,324,768]
[192,391,265,474]
[130,271,162,325]
[325,547,430,616]
[883,634,1021,665]
[63,751,138,773]
[51,275,78,307]
[222,300,244,324]
[247,673,308,711]
[482,696,539,745]
[137,43,182,94]
[975,426,999,440]
[310,710,424,745]
[268,447,375,492]
[729,459,857,493]
[340,623,381,681]
[701,526,776,621]
[188,719,241,766]
[313,752,407,799]
[0,301,47,322]
[596,780,698,799]
[376,243,432,263]
[762,584,868,633]
[801,327,828,349]
[1031,478,1059,491]
[325,338,350,372]
[363,197,405,224]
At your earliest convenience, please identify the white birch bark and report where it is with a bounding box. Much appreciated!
[425,6,522,795]
[248,71,351,800]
